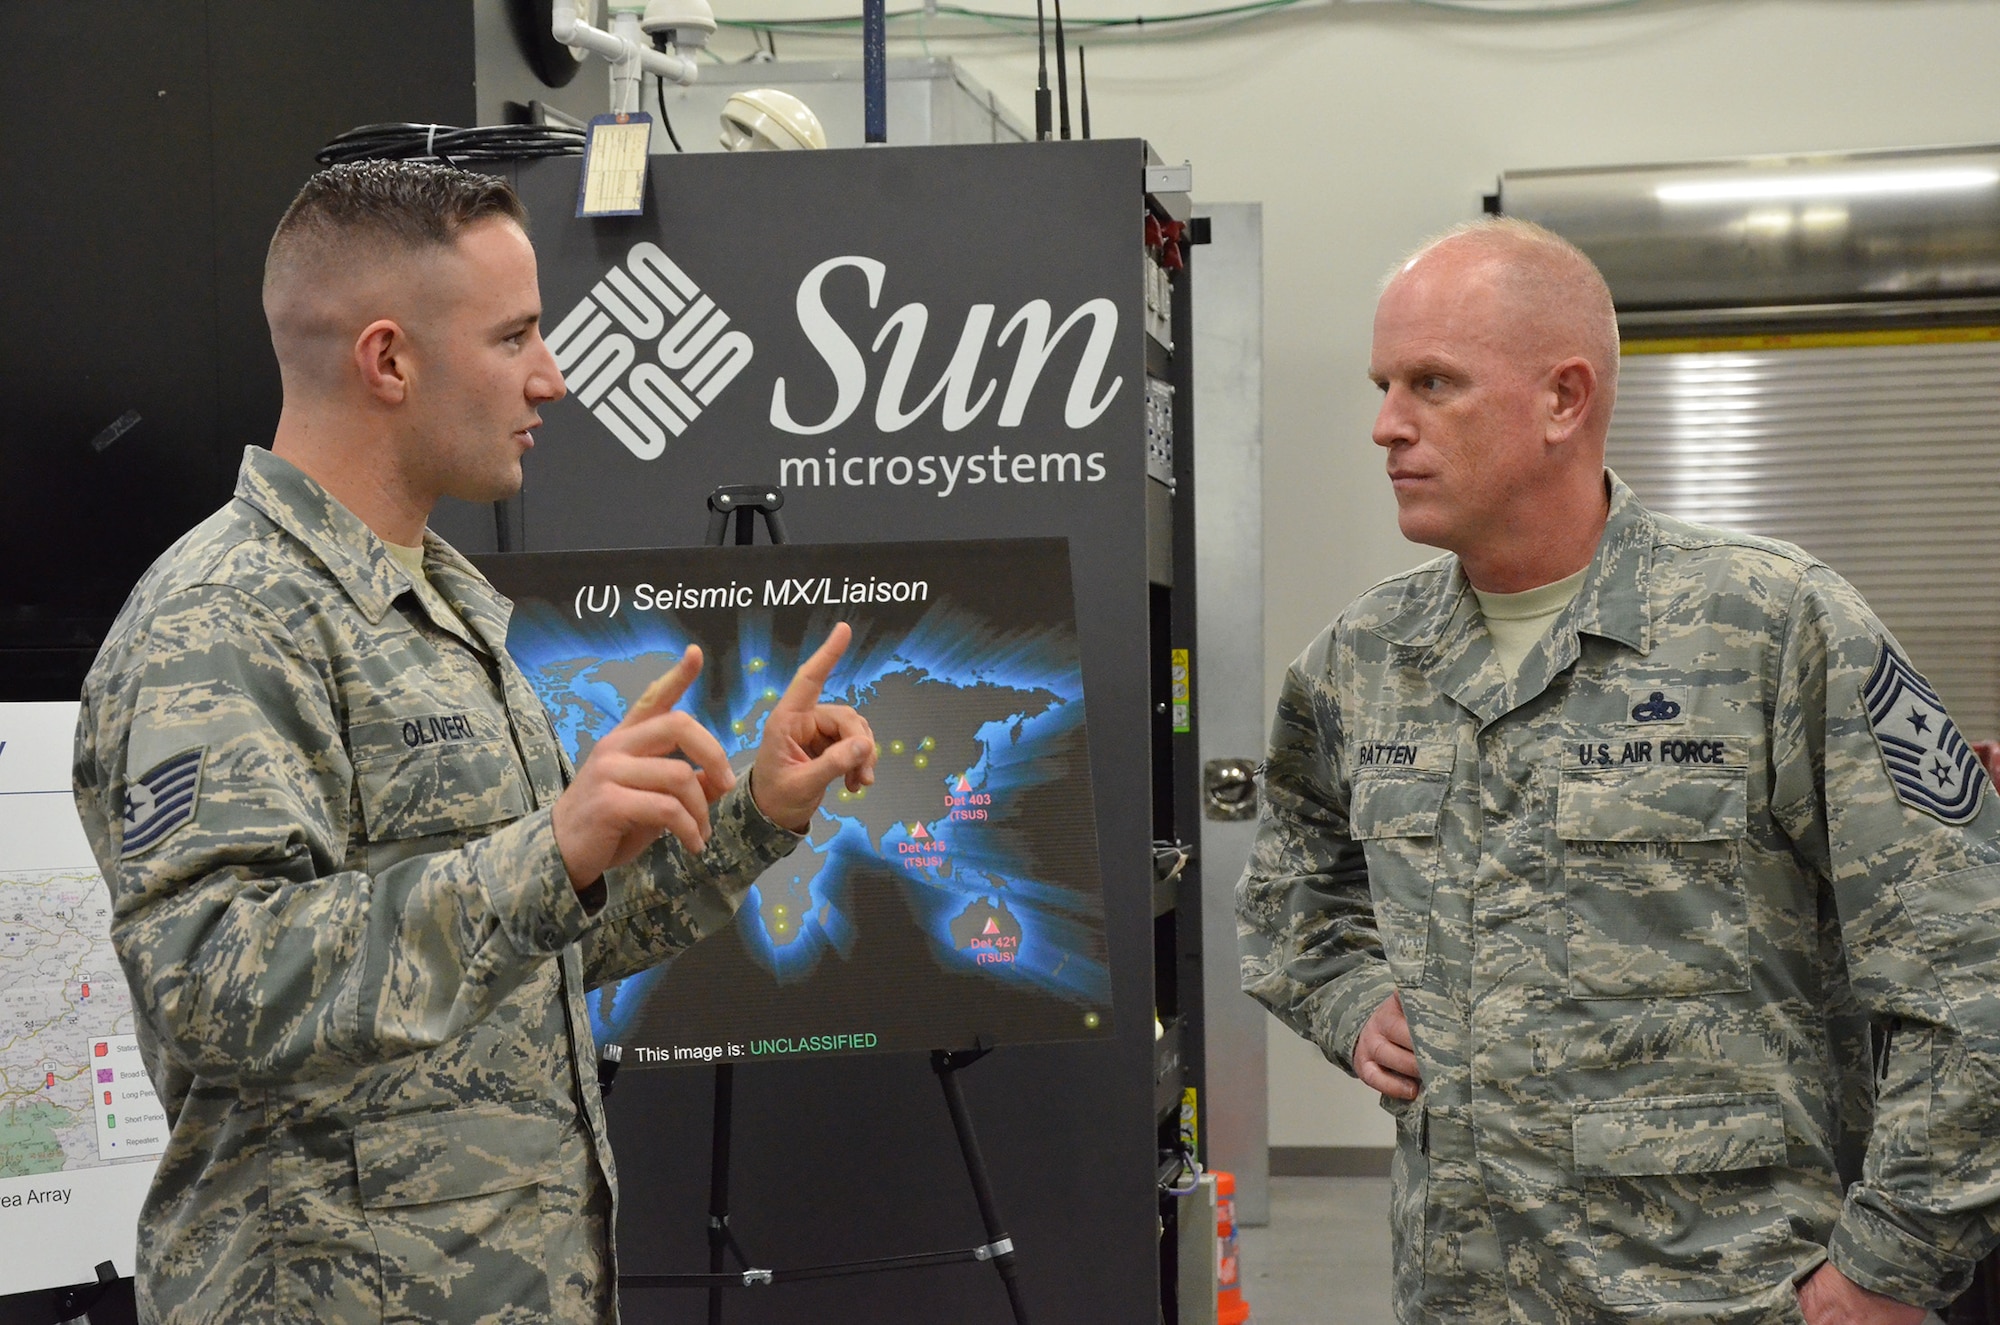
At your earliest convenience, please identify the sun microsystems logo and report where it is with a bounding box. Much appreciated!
[545,242,754,460]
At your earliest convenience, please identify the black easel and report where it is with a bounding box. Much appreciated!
[704,483,788,547]
[613,485,1030,1325]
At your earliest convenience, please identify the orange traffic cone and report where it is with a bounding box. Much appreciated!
[1216,1170,1250,1324]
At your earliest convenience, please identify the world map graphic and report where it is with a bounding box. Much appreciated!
[482,539,1112,1061]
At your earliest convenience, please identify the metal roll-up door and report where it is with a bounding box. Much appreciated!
[1498,146,2000,739]
[1608,329,2000,737]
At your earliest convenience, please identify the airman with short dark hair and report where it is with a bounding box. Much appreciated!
[74,160,877,1324]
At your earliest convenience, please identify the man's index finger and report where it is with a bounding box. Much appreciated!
[623,646,704,726]
[775,623,852,713]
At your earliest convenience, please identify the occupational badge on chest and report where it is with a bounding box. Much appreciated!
[1863,640,1988,825]
[1628,687,1687,724]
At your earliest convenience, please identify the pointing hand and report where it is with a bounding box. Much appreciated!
[750,623,878,833]
[552,647,735,890]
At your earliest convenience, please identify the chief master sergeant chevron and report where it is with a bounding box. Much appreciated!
[1237,217,2000,1325]
[71,161,878,1324]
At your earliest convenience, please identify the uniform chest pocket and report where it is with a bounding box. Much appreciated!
[1351,758,1452,986]
[352,730,531,843]
[1558,764,1748,999]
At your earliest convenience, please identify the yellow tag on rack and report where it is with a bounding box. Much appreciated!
[1170,648,1191,734]
[577,113,653,218]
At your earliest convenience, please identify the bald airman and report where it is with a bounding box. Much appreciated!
[1241,217,2000,1324]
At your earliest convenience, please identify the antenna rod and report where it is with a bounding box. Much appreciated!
[1053,0,1071,140]
[1034,0,1052,140]
[1078,46,1090,139]
[863,0,887,143]
[1080,48,1096,140]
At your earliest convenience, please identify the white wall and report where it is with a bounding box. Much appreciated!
[714,0,2000,1146]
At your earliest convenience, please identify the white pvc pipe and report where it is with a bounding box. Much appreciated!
[553,0,699,96]
[610,11,644,113]
[644,45,698,87]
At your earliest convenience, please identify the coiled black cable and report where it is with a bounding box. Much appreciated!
[315,122,586,167]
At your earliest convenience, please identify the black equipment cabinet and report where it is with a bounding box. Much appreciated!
[1150,192,1208,1325]
[445,142,1206,1324]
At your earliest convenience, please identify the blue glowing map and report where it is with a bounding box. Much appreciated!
[476,539,1111,1064]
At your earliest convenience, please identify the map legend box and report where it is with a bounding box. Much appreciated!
[88,1036,167,1162]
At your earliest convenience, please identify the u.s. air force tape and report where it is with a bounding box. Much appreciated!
[1863,641,1988,826]
[121,747,205,857]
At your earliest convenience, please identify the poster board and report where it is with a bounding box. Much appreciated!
[477,537,1111,1063]
[0,703,165,1293]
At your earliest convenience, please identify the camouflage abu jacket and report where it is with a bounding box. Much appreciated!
[1239,473,2000,1324]
[73,447,800,1324]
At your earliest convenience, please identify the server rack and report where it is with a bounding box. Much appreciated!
[422,141,1210,1324]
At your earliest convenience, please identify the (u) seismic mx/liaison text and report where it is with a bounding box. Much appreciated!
[575,577,929,618]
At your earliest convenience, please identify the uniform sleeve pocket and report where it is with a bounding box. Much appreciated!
[1573,1092,1786,1176]
[353,1102,563,1208]
[1886,861,2000,1034]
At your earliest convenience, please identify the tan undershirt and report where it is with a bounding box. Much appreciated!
[1472,567,1588,676]
[384,538,473,643]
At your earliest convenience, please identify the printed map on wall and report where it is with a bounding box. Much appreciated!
[478,538,1111,1064]
[0,703,166,1293]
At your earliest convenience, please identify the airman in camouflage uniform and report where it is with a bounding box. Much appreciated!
[71,163,875,1324]
[1240,219,2000,1324]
